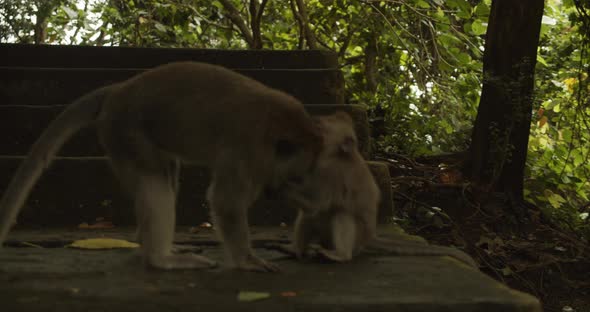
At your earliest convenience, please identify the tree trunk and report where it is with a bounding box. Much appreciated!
[466,0,544,219]
[33,0,57,44]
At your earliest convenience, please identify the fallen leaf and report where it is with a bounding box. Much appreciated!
[237,291,271,302]
[67,238,139,249]
[280,291,297,297]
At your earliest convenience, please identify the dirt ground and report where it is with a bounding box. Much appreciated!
[383,154,590,312]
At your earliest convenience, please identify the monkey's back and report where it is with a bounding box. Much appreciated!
[96,62,313,164]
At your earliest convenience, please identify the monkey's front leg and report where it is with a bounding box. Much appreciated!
[208,176,279,272]
[291,212,317,258]
[315,213,357,262]
[268,212,317,258]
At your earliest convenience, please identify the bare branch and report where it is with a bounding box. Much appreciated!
[293,0,317,49]
[289,0,304,49]
[218,0,255,47]
[249,0,268,49]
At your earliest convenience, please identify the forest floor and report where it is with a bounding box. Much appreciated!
[382,153,590,312]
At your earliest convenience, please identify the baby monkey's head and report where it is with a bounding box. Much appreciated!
[276,111,361,215]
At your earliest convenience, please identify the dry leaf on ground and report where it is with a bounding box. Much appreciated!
[67,238,139,249]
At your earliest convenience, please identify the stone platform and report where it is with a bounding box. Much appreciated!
[0,227,541,312]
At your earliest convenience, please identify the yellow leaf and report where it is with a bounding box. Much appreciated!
[67,238,139,249]
[237,291,271,302]
[563,77,577,93]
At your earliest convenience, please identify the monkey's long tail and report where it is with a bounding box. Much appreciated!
[0,86,111,245]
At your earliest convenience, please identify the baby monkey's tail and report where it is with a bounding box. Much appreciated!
[0,86,111,244]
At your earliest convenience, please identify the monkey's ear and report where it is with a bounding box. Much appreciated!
[338,136,356,156]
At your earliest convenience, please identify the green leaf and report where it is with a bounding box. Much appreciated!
[447,0,472,18]
[536,54,548,67]
[544,190,566,208]
[471,19,487,35]
[455,52,472,64]
[435,7,445,18]
[416,0,430,9]
[474,3,490,17]
[62,6,78,19]
[154,22,167,32]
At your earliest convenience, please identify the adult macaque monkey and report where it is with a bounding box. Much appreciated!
[281,112,477,268]
[0,62,324,272]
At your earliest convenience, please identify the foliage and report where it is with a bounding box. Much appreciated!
[0,0,589,237]
[303,0,486,155]
[526,0,590,238]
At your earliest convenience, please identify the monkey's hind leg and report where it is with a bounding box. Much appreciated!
[112,158,216,270]
[208,169,279,272]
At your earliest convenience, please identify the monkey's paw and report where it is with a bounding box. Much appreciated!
[264,243,298,257]
[235,254,280,273]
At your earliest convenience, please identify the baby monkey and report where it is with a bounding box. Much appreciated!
[280,112,477,268]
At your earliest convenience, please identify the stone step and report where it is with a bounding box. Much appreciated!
[0,66,344,105]
[0,157,393,228]
[0,227,542,312]
[0,44,339,69]
[0,104,371,158]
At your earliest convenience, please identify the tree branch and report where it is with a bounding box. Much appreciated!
[289,0,305,49]
[218,0,255,48]
[293,0,317,49]
[249,0,268,49]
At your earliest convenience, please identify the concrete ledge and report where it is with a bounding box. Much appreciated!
[0,66,344,105]
[0,156,389,227]
[0,227,542,312]
[0,44,339,69]
[367,161,394,223]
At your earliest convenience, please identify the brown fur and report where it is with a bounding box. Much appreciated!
[0,62,324,272]
[282,112,477,268]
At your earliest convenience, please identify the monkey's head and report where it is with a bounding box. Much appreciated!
[314,111,359,163]
[266,102,324,191]
[270,111,361,214]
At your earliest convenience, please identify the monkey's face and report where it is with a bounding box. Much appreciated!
[274,112,360,215]
[315,112,359,165]
[271,137,321,190]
